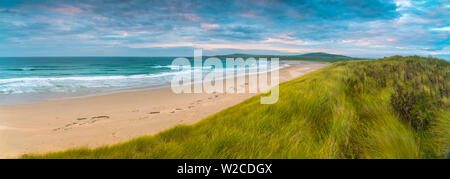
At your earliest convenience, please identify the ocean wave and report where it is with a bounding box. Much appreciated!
[4,68,64,71]
[0,64,285,95]
[0,72,179,83]
[0,71,184,94]
[151,65,213,70]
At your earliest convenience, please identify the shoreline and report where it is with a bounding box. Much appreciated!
[0,61,328,158]
[0,60,299,106]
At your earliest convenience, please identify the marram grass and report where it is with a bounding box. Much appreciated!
[22,56,450,159]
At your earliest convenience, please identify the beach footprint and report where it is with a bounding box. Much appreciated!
[169,108,183,114]
[92,116,110,119]
[53,115,110,132]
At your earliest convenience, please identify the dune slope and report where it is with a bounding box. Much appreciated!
[23,56,450,159]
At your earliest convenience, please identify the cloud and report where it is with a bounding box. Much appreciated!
[262,38,304,45]
[126,41,339,54]
[394,0,412,11]
[201,23,220,30]
[430,26,450,31]
[103,31,129,38]
[37,4,83,15]
[0,0,448,58]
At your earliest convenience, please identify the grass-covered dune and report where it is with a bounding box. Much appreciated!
[23,56,450,159]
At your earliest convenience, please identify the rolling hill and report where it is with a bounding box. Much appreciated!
[207,52,358,62]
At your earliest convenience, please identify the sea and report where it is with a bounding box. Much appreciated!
[0,57,281,105]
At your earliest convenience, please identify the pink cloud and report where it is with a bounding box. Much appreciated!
[38,5,83,15]
[126,42,342,54]
[201,23,220,30]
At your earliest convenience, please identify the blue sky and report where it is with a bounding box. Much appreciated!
[0,0,448,59]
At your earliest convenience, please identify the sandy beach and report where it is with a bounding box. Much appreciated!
[0,61,328,158]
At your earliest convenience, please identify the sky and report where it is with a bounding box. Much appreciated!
[0,0,449,59]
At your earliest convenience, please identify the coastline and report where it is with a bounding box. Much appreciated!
[0,61,328,158]
[0,59,308,106]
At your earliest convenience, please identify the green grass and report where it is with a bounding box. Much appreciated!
[22,56,450,159]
